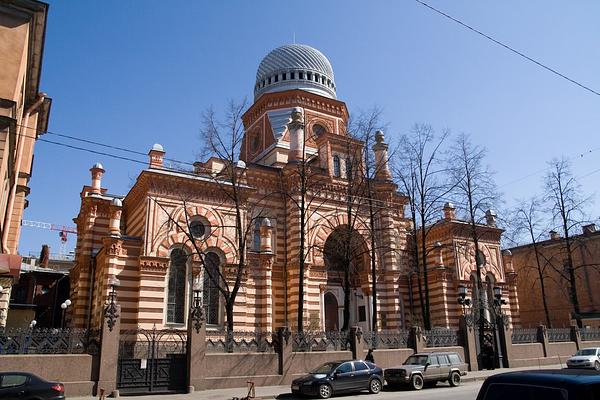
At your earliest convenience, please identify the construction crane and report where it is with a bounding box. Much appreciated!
[21,219,77,255]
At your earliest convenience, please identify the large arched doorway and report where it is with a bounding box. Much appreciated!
[324,292,339,331]
[323,225,370,331]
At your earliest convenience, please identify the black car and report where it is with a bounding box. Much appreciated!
[0,372,65,400]
[291,360,383,399]
[476,369,600,400]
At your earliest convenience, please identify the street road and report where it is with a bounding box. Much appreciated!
[276,381,483,399]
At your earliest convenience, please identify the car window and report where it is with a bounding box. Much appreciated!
[404,355,428,365]
[428,355,439,365]
[483,383,567,400]
[1,374,28,388]
[365,361,376,369]
[448,353,461,364]
[337,362,353,374]
[438,355,450,364]
[354,361,369,371]
[576,349,597,356]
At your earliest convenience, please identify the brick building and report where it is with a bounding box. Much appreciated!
[69,44,519,334]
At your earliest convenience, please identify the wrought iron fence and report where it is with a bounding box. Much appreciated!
[511,328,538,344]
[292,331,350,352]
[363,330,409,349]
[424,328,459,347]
[0,328,100,355]
[547,328,571,343]
[205,330,274,353]
[581,327,600,342]
[119,328,187,359]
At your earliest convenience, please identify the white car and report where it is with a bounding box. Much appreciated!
[566,347,600,370]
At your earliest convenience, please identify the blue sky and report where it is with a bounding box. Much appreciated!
[20,0,600,256]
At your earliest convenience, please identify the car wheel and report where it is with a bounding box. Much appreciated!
[595,361,600,371]
[318,383,332,399]
[449,371,461,387]
[411,374,424,390]
[369,378,382,394]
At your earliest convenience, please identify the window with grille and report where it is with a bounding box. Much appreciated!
[166,248,187,324]
[203,252,221,325]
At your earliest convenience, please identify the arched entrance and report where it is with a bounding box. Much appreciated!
[324,292,339,331]
[323,225,370,332]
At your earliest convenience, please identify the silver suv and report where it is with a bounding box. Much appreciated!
[384,352,468,390]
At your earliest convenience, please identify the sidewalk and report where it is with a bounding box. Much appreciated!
[71,364,563,400]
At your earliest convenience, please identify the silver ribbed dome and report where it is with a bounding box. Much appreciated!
[254,44,336,100]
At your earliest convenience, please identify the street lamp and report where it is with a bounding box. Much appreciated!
[104,276,120,331]
[190,280,204,333]
[60,299,72,328]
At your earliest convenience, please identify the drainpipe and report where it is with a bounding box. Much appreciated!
[2,93,47,253]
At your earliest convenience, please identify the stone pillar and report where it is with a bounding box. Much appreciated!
[148,143,165,168]
[259,218,273,253]
[372,130,392,181]
[96,305,121,397]
[350,326,364,360]
[537,325,550,357]
[485,209,497,227]
[459,316,479,371]
[108,198,122,237]
[187,316,206,392]
[570,325,582,350]
[498,321,513,368]
[89,163,105,195]
[0,278,12,328]
[410,326,426,353]
[287,107,305,162]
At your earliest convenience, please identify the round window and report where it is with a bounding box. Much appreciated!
[312,124,326,137]
[190,220,206,239]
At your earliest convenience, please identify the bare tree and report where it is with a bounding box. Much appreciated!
[449,133,500,363]
[510,198,553,327]
[544,158,592,327]
[393,124,451,330]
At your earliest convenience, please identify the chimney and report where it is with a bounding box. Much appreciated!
[583,224,597,235]
[89,163,105,195]
[148,143,165,168]
[443,202,456,220]
[549,230,560,240]
[372,130,392,181]
[287,107,305,162]
[39,244,49,268]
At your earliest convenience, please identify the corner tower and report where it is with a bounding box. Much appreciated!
[241,44,351,170]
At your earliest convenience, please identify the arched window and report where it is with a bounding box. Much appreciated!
[166,248,187,324]
[345,158,352,179]
[333,155,341,177]
[203,252,221,325]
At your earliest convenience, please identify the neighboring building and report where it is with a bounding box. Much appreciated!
[6,250,73,328]
[69,44,519,335]
[509,224,600,328]
[0,0,51,327]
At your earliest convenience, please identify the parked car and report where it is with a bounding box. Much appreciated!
[566,347,600,370]
[476,369,600,400]
[384,351,467,390]
[290,360,383,399]
[0,372,65,400]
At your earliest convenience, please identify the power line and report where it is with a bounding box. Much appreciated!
[413,0,600,97]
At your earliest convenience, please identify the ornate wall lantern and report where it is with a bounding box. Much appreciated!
[104,276,120,331]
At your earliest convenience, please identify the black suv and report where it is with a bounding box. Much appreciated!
[384,351,467,390]
[476,369,600,400]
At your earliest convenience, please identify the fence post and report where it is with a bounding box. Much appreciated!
[570,325,582,350]
[410,326,425,353]
[187,316,206,392]
[497,321,513,368]
[276,327,292,375]
[537,325,549,357]
[96,305,120,397]
[350,326,364,359]
[459,316,479,371]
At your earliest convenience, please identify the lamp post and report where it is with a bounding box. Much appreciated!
[60,299,71,328]
[190,280,204,334]
[104,276,120,332]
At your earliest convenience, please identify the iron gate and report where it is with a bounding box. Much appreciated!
[117,328,187,394]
